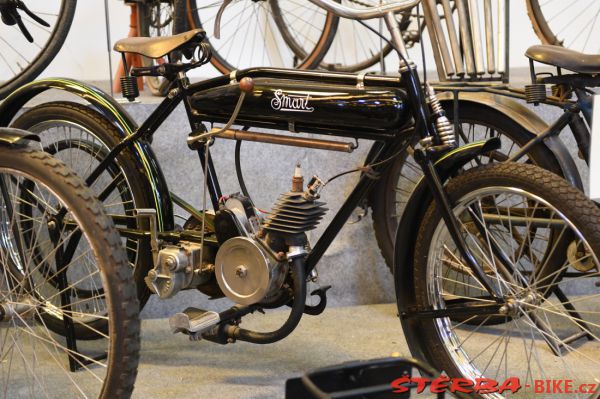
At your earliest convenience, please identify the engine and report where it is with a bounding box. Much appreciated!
[145,240,215,299]
[147,165,327,305]
[213,165,326,306]
[213,195,286,306]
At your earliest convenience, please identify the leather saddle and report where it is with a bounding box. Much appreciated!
[114,28,206,59]
[526,45,600,75]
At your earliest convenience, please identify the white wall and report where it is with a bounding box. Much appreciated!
[41,0,541,81]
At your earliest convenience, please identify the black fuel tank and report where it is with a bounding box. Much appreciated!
[190,78,411,137]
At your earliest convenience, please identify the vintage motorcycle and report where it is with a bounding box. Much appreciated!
[0,0,599,397]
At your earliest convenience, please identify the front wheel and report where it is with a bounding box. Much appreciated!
[0,144,140,398]
[402,163,600,398]
[185,0,338,73]
[527,0,600,53]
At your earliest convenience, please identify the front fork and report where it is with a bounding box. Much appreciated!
[399,62,504,301]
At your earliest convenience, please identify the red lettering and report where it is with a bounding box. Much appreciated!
[390,376,411,393]
[498,377,522,394]
[534,380,545,393]
[430,376,450,393]
[450,378,474,393]
[411,377,430,394]
[474,378,499,394]
[564,380,573,394]
[552,380,564,393]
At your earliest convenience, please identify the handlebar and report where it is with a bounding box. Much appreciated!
[307,0,420,20]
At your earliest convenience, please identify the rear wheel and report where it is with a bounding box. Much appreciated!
[11,102,155,309]
[0,144,140,398]
[371,102,563,272]
[403,163,600,398]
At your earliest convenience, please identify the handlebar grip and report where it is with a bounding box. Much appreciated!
[130,65,160,77]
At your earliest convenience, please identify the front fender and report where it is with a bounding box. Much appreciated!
[437,90,583,190]
[393,138,500,361]
[0,78,174,231]
[0,128,39,147]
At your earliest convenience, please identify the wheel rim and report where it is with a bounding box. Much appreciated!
[426,186,600,397]
[28,120,141,274]
[0,168,111,397]
[317,0,411,72]
[529,0,600,52]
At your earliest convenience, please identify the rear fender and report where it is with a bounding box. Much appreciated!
[0,78,174,231]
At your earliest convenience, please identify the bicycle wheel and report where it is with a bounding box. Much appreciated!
[527,0,600,53]
[403,163,600,398]
[371,102,563,272]
[0,143,140,398]
[0,0,76,99]
[276,0,419,73]
[317,1,415,73]
[11,102,156,309]
[186,0,338,73]
[137,0,186,96]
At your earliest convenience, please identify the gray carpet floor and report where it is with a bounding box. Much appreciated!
[131,303,600,399]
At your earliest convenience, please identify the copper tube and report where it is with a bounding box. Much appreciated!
[211,128,355,153]
[484,0,496,74]
[468,0,485,75]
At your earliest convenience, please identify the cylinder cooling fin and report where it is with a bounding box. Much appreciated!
[262,191,328,235]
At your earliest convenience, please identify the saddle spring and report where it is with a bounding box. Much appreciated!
[195,42,212,66]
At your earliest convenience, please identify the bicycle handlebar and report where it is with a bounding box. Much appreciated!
[307,0,420,20]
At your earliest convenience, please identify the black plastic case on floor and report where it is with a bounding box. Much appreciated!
[285,357,445,398]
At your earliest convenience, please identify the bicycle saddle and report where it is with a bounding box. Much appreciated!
[526,45,600,74]
[114,29,206,59]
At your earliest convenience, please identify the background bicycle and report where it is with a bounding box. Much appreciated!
[186,0,600,75]
[0,0,76,99]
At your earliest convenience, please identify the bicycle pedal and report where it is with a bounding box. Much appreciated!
[169,307,220,335]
